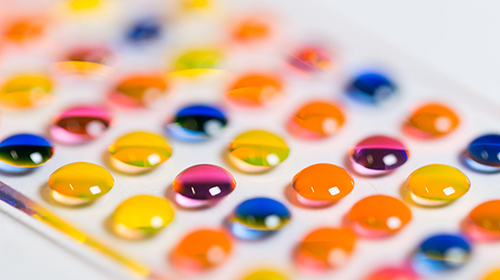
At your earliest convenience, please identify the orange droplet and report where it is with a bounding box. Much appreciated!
[348,195,411,238]
[365,267,419,280]
[232,18,270,42]
[288,101,345,139]
[405,103,459,138]
[172,229,232,273]
[109,74,168,108]
[292,163,354,206]
[4,18,45,41]
[466,200,500,241]
[296,227,356,272]
[226,74,283,107]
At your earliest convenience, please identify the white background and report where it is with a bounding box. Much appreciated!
[1,1,500,279]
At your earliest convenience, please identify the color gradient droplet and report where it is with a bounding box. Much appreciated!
[50,106,112,144]
[464,134,500,172]
[109,131,172,174]
[349,135,409,176]
[48,162,114,205]
[346,72,396,104]
[406,164,470,207]
[0,134,54,173]
[172,164,236,208]
[56,45,113,76]
[112,195,174,239]
[292,163,354,206]
[166,104,227,142]
[348,195,411,238]
[0,75,53,109]
[173,49,221,76]
[287,46,331,73]
[465,200,500,241]
[228,130,289,173]
[288,101,345,139]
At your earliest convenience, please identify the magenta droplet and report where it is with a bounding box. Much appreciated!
[50,106,113,144]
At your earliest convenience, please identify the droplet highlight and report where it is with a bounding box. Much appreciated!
[48,162,114,205]
[112,195,174,239]
[406,164,470,207]
[349,135,409,176]
[108,131,173,174]
[228,130,289,173]
[166,104,227,142]
[172,164,236,208]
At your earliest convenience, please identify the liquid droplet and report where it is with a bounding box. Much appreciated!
[0,75,53,109]
[172,49,222,77]
[465,200,500,241]
[288,101,344,139]
[405,103,459,138]
[287,46,331,73]
[346,72,396,104]
[109,74,168,108]
[226,73,283,107]
[0,134,54,173]
[464,134,500,172]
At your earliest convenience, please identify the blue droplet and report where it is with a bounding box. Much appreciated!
[228,197,290,240]
[127,18,162,43]
[412,234,471,276]
[464,134,500,172]
[166,104,228,142]
[346,72,396,104]
[0,134,54,173]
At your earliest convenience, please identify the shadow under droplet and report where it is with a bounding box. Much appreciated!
[342,154,391,179]
[283,183,335,210]
[39,183,94,208]
[0,167,35,177]
[164,184,214,211]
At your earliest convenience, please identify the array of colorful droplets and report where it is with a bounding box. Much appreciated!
[0,74,54,109]
[50,106,112,144]
[228,130,289,173]
[48,162,114,205]
[411,234,471,276]
[465,200,500,241]
[109,74,168,108]
[404,103,459,138]
[172,229,232,273]
[172,164,236,208]
[126,17,162,43]
[0,134,54,173]
[232,18,271,42]
[346,72,396,104]
[406,164,470,207]
[349,135,409,176]
[296,227,356,272]
[348,195,411,238]
[287,46,331,73]
[228,197,290,240]
[226,73,283,107]
[4,17,46,42]
[172,49,222,77]
[112,195,175,239]
[292,163,354,207]
[108,131,173,174]
[463,134,500,172]
[166,104,227,142]
[288,101,345,139]
[241,269,288,280]
[56,45,113,76]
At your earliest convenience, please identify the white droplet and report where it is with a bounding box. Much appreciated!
[328,186,340,196]
[147,154,161,165]
[444,247,468,266]
[264,215,281,229]
[386,216,402,230]
[86,120,106,137]
[266,154,280,166]
[89,186,101,194]
[443,186,456,196]
[434,117,452,133]
[207,245,225,264]
[30,152,43,164]
[209,186,221,196]
[203,120,223,137]
[328,249,347,267]
[322,118,338,134]
[150,216,164,229]
[382,154,398,166]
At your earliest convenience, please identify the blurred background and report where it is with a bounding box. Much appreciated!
[0,0,499,279]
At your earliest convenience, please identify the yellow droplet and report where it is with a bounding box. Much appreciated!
[228,130,289,173]
[69,0,101,10]
[112,195,175,239]
[48,162,114,205]
[172,49,222,77]
[109,131,173,174]
[406,164,470,206]
[242,269,288,280]
[0,75,53,109]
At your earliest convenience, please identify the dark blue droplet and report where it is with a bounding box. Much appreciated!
[464,134,500,172]
[0,134,54,173]
[346,72,396,104]
[166,104,228,142]
[412,234,471,276]
[127,18,162,43]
